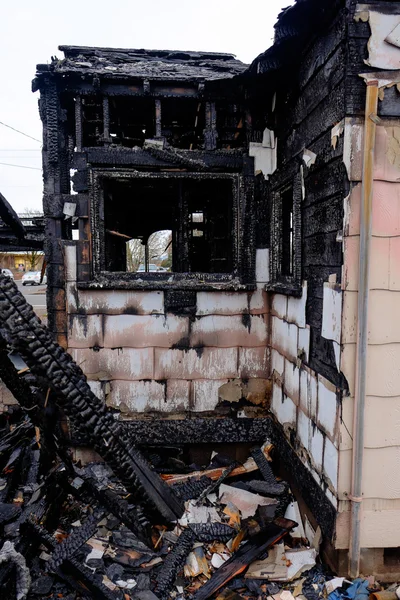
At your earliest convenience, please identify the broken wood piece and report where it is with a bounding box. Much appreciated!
[251,446,281,487]
[16,367,30,375]
[194,462,237,505]
[162,447,273,486]
[106,229,132,240]
[188,522,235,542]
[192,518,296,600]
[219,483,277,519]
[246,479,286,497]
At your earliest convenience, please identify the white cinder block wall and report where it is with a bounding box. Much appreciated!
[64,246,270,416]
[269,281,340,508]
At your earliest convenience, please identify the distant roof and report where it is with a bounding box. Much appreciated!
[36,45,248,82]
[0,192,26,239]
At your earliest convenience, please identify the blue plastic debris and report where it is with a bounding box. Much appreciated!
[329,578,370,600]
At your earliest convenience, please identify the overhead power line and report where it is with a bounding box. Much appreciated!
[0,162,41,171]
[0,121,41,144]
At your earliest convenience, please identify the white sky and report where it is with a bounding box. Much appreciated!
[0,0,292,214]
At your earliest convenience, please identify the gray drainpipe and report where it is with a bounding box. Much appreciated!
[348,80,379,578]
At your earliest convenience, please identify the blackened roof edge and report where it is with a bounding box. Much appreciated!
[246,0,345,78]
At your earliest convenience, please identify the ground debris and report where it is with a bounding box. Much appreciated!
[0,280,391,599]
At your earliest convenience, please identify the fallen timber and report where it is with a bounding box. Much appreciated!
[0,273,183,525]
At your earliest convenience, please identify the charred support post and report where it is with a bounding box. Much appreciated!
[75,95,82,153]
[103,97,110,144]
[155,98,162,138]
[204,101,217,150]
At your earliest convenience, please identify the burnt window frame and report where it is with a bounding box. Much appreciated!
[268,171,302,295]
[89,169,253,287]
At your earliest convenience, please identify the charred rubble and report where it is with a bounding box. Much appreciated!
[0,272,326,600]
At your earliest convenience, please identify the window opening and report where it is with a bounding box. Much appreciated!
[281,186,294,276]
[102,177,233,274]
[82,96,103,147]
[161,98,205,149]
[216,102,246,149]
[108,97,155,147]
[268,174,302,294]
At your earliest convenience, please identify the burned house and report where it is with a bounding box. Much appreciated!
[29,0,400,579]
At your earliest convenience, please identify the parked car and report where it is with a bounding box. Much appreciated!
[22,270,47,286]
[1,269,14,280]
[137,264,160,272]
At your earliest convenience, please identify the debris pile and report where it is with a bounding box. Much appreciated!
[0,401,319,600]
[0,258,396,600]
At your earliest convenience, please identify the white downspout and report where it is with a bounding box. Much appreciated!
[348,80,379,578]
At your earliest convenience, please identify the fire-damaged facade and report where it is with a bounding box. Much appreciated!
[30,0,400,577]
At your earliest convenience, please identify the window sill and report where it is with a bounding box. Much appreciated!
[265,280,302,297]
[77,272,256,292]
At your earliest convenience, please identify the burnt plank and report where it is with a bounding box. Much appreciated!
[279,84,346,164]
[292,44,346,128]
[303,195,343,237]
[193,519,295,600]
[304,159,347,207]
[303,232,342,267]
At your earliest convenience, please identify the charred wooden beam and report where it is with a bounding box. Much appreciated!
[250,446,286,495]
[193,518,296,600]
[155,528,196,600]
[75,95,83,152]
[245,479,286,497]
[188,523,234,543]
[194,462,237,505]
[204,101,217,150]
[172,475,212,502]
[155,523,235,600]
[163,445,273,486]
[0,274,183,523]
[71,468,152,544]
[103,97,110,143]
[48,510,104,572]
[26,520,122,600]
[0,337,43,419]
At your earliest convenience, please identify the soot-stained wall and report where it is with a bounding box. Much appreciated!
[33,47,274,425]
[257,0,349,510]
